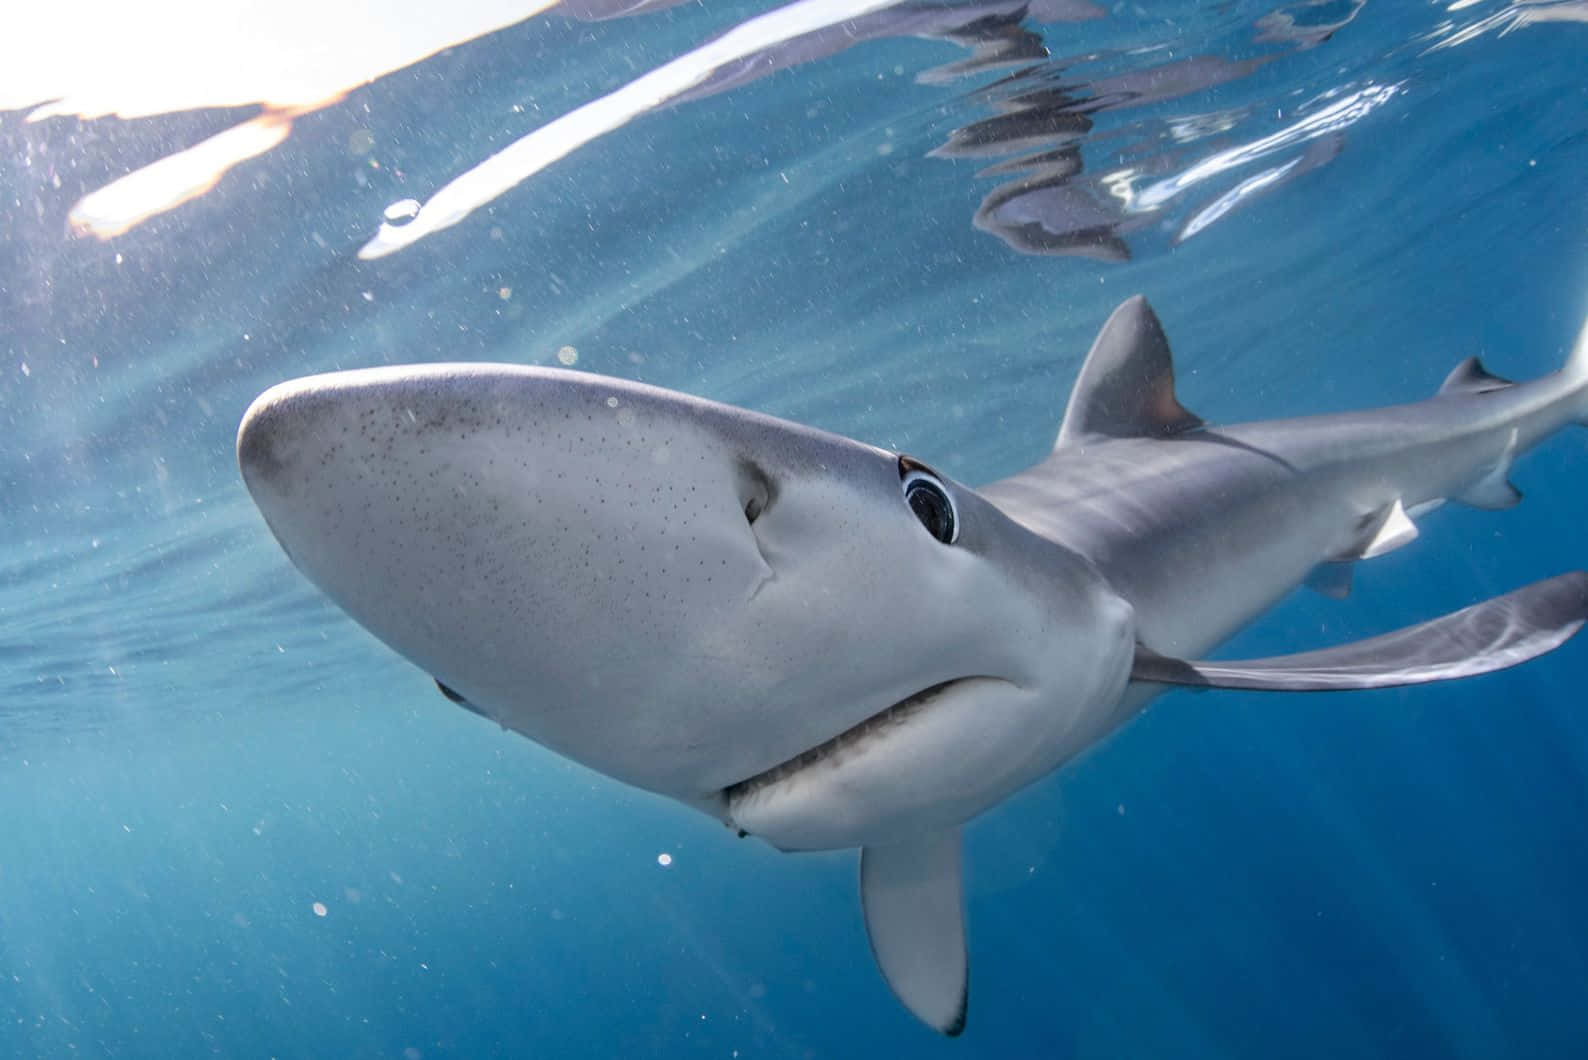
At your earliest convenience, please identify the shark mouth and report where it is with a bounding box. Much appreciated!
[722,676,999,806]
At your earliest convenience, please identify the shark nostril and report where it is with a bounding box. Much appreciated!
[736,457,775,526]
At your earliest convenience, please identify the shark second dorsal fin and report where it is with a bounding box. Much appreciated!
[860,829,968,1036]
[1438,355,1514,397]
[1056,295,1203,449]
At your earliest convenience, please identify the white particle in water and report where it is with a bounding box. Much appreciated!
[312,901,328,917]
[383,199,421,224]
[657,852,673,867]
[557,345,578,366]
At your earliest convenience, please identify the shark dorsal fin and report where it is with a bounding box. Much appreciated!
[1439,356,1514,397]
[1056,295,1203,448]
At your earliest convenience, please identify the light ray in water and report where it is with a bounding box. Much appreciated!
[356,0,915,259]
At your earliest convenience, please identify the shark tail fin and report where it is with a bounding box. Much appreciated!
[1568,310,1588,425]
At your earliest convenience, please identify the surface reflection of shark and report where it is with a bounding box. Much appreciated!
[944,51,1390,258]
[240,295,1588,1034]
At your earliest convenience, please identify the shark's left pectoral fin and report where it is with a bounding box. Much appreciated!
[1133,571,1588,691]
[860,829,968,1036]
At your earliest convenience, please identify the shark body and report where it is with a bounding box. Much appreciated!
[238,296,1588,1034]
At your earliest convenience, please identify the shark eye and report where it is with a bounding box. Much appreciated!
[901,468,958,545]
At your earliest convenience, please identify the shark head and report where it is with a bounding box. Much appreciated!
[239,364,1134,849]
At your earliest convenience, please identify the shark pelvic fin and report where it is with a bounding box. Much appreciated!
[1131,571,1588,691]
[1056,295,1203,448]
[860,829,968,1036]
[1438,356,1514,397]
[1344,498,1419,560]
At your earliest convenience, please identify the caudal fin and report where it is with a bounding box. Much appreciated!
[1564,309,1588,424]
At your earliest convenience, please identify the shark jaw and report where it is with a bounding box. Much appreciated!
[721,675,1021,846]
[238,362,1136,848]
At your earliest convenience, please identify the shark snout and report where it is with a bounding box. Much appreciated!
[236,363,834,795]
[238,365,514,491]
[237,376,338,494]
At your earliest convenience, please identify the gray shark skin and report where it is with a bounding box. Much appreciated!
[238,295,1588,1035]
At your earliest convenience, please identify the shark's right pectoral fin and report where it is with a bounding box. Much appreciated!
[860,829,968,1036]
[1133,571,1588,691]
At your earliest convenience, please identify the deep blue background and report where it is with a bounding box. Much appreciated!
[3,1,1587,1055]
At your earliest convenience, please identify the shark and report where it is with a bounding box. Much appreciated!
[238,295,1588,1035]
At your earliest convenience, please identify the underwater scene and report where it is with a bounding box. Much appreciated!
[4,0,1588,1055]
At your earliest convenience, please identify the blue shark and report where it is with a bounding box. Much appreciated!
[238,295,1588,1034]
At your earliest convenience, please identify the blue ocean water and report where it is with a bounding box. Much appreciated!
[3,0,1588,1055]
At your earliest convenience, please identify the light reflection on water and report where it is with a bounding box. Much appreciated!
[5,0,1571,255]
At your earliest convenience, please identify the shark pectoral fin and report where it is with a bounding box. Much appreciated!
[860,829,968,1036]
[1132,571,1588,691]
[1055,295,1203,449]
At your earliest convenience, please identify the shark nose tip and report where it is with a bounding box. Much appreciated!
[237,394,280,482]
[237,380,315,486]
